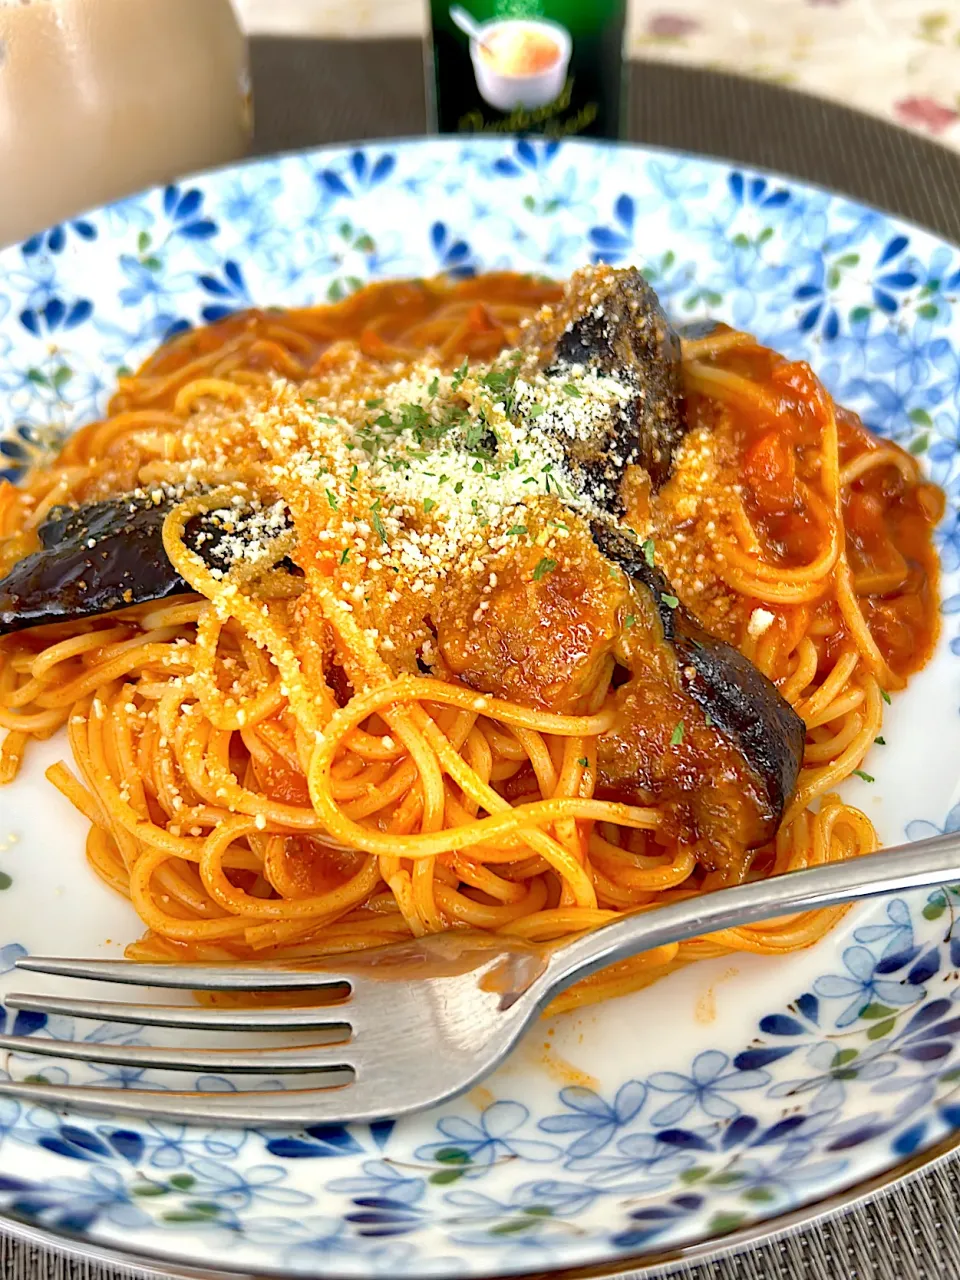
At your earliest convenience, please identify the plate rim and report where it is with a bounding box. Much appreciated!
[3,1112,959,1280]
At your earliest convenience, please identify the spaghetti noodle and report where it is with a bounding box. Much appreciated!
[0,269,944,1012]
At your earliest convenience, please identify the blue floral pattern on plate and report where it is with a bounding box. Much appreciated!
[3,138,960,1278]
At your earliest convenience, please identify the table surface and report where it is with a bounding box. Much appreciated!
[6,32,960,1280]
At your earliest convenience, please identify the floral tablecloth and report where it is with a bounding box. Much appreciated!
[234,0,960,151]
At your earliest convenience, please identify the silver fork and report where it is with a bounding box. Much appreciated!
[1,828,959,1128]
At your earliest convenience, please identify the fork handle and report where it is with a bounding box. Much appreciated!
[543,830,960,997]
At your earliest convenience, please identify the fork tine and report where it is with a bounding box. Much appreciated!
[0,1078,405,1127]
[4,992,351,1032]
[0,1033,355,1074]
[15,955,354,992]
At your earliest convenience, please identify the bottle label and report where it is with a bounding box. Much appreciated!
[428,0,626,139]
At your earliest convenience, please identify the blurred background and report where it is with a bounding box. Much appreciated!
[234,0,960,151]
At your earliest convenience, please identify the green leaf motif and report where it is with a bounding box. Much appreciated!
[0,872,11,891]
[867,1017,896,1041]
[168,1174,196,1191]
[741,1187,775,1203]
[833,1047,858,1067]
[861,1002,897,1020]
[434,1147,470,1164]
[491,1219,538,1236]
[679,1166,710,1184]
[522,194,536,211]
[909,407,933,426]
[708,1212,747,1235]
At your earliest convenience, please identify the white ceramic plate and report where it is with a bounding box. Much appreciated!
[2,138,960,1278]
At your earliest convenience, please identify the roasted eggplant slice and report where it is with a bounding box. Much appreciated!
[0,494,293,634]
[590,518,806,832]
[523,264,687,508]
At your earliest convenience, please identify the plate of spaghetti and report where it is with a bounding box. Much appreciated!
[1,138,960,1279]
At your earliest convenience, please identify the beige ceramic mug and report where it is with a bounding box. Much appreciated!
[0,0,250,248]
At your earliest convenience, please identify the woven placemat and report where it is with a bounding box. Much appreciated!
[4,35,960,1280]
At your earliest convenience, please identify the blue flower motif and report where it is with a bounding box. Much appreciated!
[3,1165,151,1232]
[906,799,960,843]
[198,260,251,323]
[633,158,710,231]
[3,255,61,315]
[215,172,285,261]
[866,327,952,393]
[429,222,475,278]
[854,898,918,969]
[539,1082,646,1158]
[815,945,921,1027]
[647,1051,771,1125]
[906,244,960,326]
[317,150,397,200]
[791,253,852,341]
[639,250,697,305]
[589,194,635,264]
[416,1102,559,1170]
[329,1159,426,1206]
[842,372,943,441]
[126,1120,247,1171]
[162,184,218,240]
[116,252,195,316]
[21,220,96,257]
[265,1124,364,1161]
[19,296,92,337]
[727,171,791,210]
[183,1159,313,1211]
[870,234,919,314]
[570,1131,697,1191]
[492,139,560,176]
[242,1213,356,1264]
[0,420,58,481]
[767,1038,897,1113]
[724,1146,848,1199]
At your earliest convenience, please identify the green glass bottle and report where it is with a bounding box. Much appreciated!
[427,0,627,139]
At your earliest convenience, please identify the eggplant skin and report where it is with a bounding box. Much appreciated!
[590,519,806,823]
[0,494,296,635]
[0,499,193,634]
[541,266,687,504]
